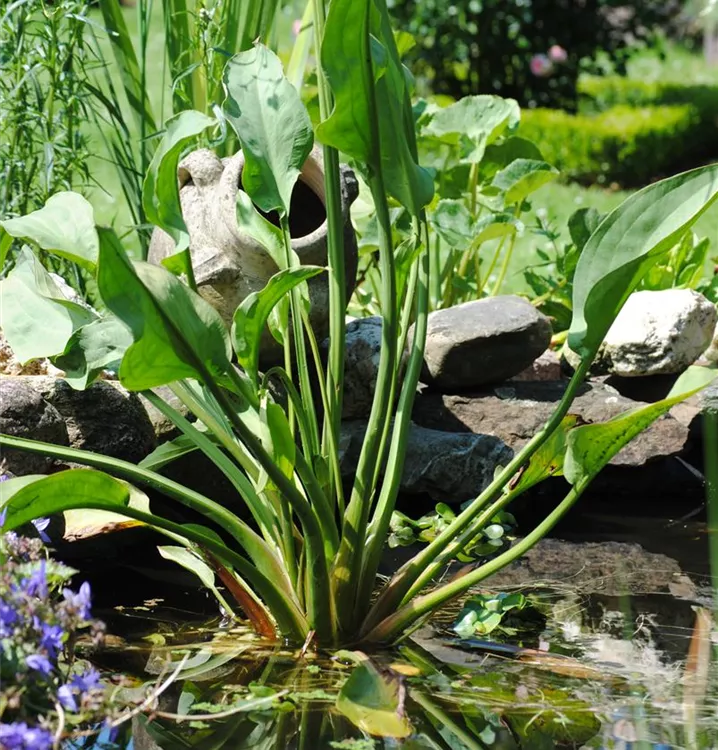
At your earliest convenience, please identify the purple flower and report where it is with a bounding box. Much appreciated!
[0,505,7,529]
[0,722,53,750]
[31,517,50,544]
[0,600,18,636]
[26,653,53,676]
[24,560,48,599]
[71,666,101,694]
[39,623,64,658]
[57,684,78,712]
[63,581,92,620]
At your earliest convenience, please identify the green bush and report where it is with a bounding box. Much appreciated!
[518,104,700,184]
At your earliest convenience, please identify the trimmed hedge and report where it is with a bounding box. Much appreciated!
[518,104,701,185]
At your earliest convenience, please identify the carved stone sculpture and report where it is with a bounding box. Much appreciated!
[148,146,359,366]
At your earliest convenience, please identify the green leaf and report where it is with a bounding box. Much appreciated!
[336,655,413,738]
[480,136,544,182]
[568,207,603,252]
[318,0,433,214]
[96,227,232,391]
[139,434,201,470]
[569,165,718,360]
[54,316,133,390]
[231,266,324,384]
[565,365,718,486]
[235,189,285,268]
[158,545,216,589]
[0,247,96,362]
[507,415,579,495]
[429,200,473,249]
[142,110,216,241]
[472,213,523,245]
[0,470,134,531]
[223,44,313,216]
[0,192,99,270]
[425,95,520,162]
[492,159,558,206]
[258,397,296,485]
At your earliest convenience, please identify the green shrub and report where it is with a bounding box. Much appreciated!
[518,104,700,184]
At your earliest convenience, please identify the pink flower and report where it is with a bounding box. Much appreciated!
[292,19,303,37]
[548,44,568,63]
[529,54,553,78]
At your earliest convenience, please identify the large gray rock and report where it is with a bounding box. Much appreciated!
[0,376,156,474]
[566,289,717,377]
[148,147,359,367]
[0,377,69,474]
[340,420,512,503]
[419,296,552,391]
[331,316,382,419]
[412,380,689,468]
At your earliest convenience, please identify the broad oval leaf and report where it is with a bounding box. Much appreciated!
[425,95,520,163]
[97,227,232,391]
[0,247,96,362]
[158,545,216,589]
[429,199,473,249]
[480,136,544,182]
[336,655,413,738]
[54,316,133,390]
[0,470,133,531]
[142,110,216,241]
[318,0,433,214]
[569,165,718,359]
[0,192,99,270]
[472,213,524,245]
[231,265,324,383]
[565,365,718,486]
[223,44,313,216]
[492,159,558,206]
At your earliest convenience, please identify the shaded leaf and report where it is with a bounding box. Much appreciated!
[0,192,99,270]
[158,545,216,588]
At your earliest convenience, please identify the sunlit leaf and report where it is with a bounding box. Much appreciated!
[158,545,216,588]
[492,159,558,206]
[97,228,232,391]
[223,44,313,216]
[0,247,96,362]
[565,365,718,485]
[429,199,473,249]
[569,165,718,359]
[336,654,412,738]
[142,110,216,242]
[0,192,99,270]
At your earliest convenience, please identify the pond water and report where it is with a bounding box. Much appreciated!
[66,510,717,750]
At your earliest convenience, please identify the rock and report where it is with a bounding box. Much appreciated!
[0,376,156,473]
[704,320,718,363]
[35,378,156,464]
[138,386,193,443]
[0,378,69,475]
[418,296,552,391]
[412,380,689,467]
[510,348,562,382]
[565,289,717,377]
[340,420,512,503]
[481,539,692,598]
[330,316,382,419]
[148,147,359,367]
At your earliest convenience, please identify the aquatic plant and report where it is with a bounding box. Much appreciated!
[1,0,717,649]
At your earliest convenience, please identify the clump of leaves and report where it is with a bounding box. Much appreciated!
[453,592,530,638]
[389,504,515,561]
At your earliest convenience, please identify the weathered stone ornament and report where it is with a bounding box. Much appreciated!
[148,146,359,366]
